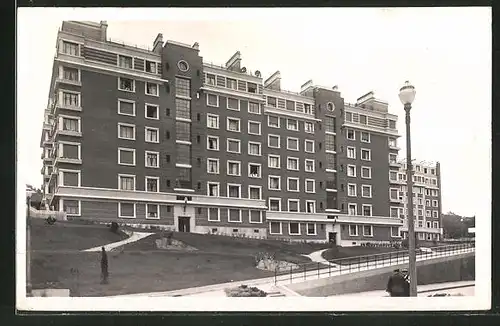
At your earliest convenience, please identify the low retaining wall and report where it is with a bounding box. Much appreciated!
[286,252,475,297]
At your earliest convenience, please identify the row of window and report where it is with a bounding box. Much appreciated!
[265,96,314,116]
[390,206,440,219]
[206,113,316,134]
[347,203,374,217]
[345,128,371,143]
[346,224,396,237]
[118,77,160,95]
[346,146,372,161]
[399,186,440,197]
[344,111,397,130]
[208,156,317,175]
[346,183,373,198]
[207,135,316,153]
[60,40,161,75]
[206,93,261,114]
[346,165,372,179]
[269,221,318,236]
[205,73,259,95]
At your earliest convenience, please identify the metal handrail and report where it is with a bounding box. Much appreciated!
[274,242,475,285]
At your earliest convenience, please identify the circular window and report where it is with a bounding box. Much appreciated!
[177,60,189,72]
[327,102,335,112]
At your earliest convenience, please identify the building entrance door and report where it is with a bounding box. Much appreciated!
[328,232,337,245]
[178,216,191,233]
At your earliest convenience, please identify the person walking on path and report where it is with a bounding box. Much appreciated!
[100,246,109,284]
[386,269,410,297]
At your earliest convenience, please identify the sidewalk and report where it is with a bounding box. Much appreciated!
[110,246,474,298]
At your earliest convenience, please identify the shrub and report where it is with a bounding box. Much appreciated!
[110,222,119,234]
[224,285,267,297]
[165,230,173,245]
[45,216,56,225]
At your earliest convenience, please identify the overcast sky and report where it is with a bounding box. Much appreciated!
[17,8,491,219]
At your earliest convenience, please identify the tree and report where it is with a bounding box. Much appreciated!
[442,213,469,239]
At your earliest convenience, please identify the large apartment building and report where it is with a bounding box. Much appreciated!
[395,159,444,241]
[40,21,419,246]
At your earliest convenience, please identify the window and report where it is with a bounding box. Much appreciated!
[347,184,357,197]
[325,134,336,152]
[361,185,372,198]
[145,60,157,73]
[206,74,216,86]
[226,78,237,90]
[227,184,241,198]
[175,77,190,97]
[347,146,356,159]
[389,154,398,164]
[207,114,219,129]
[248,102,260,114]
[287,119,298,131]
[145,127,159,143]
[227,117,241,132]
[61,40,79,56]
[360,149,371,161]
[346,128,355,140]
[119,174,135,190]
[348,203,357,216]
[305,140,315,153]
[207,136,219,151]
[269,198,281,211]
[288,199,300,212]
[361,166,371,179]
[145,104,159,120]
[207,158,219,174]
[118,148,135,166]
[176,143,190,165]
[268,134,280,148]
[118,55,133,69]
[58,169,80,186]
[390,188,399,200]
[287,157,299,171]
[432,200,438,207]
[145,151,159,168]
[228,208,242,222]
[248,121,261,135]
[61,116,80,133]
[268,115,280,128]
[118,77,135,92]
[248,163,261,178]
[175,121,190,142]
[267,96,277,107]
[389,138,398,148]
[287,137,299,151]
[390,207,399,218]
[118,99,135,116]
[207,94,219,107]
[227,161,241,176]
[268,155,280,169]
[363,225,373,237]
[227,98,239,110]
[61,66,79,82]
[326,153,337,170]
[305,179,315,193]
[249,210,262,223]
[305,200,315,213]
[247,82,257,94]
[325,116,336,133]
[305,159,315,172]
[175,98,190,120]
[117,123,135,140]
[61,91,80,108]
[62,199,80,215]
[306,223,316,235]
[268,176,281,190]
[360,132,371,143]
[362,204,372,216]
[119,203,136,218]
[425,199,430,206]
[388,120,396,129]
[249,186,262,200]
[208,207,220,221]
[287,177,299,192]
[269,221,282,234]
[227,139,241,153]
[207,182,220,197]
[146,177,159,192]
[304,103,312,114]
[389,171,398,182]
[349,225,358,236]
[347,165,356,177]
[145,82,159,96]
[289,222,300,234]
[304,122,314,133]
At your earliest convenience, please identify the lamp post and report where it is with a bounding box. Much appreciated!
[399,81,417,297]
[26,189,35,296]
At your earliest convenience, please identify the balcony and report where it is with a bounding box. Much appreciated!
[266,211,328,222]
[336,215,403,226]
[390,196,404,204]
[55,77,82,87]
[389,160,401,168]
[326,180,337,191]
[54,156,82,165]
[56,102,82,112]
[389,178,404,185]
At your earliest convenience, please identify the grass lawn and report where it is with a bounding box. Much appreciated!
[321,246,403,265]
[30,218,128,251]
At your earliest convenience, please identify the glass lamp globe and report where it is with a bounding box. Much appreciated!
[398,81,416,105]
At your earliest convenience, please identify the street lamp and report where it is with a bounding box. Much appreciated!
[399,81,417,297]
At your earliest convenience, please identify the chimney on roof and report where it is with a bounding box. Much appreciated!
[99,21,108,42]
[226,51,242,72]
[153,33,164,54]
[192,42,200,51]
[264,71,281,91]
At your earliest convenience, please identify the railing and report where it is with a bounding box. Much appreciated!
[274,242,475,285]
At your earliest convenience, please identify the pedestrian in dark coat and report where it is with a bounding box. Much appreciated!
[100,246,109,284]
[386,269,409,297]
